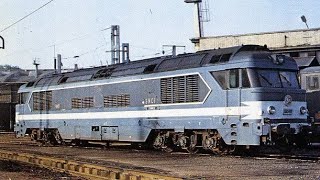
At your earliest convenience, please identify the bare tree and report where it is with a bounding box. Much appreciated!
[0,64,20,71]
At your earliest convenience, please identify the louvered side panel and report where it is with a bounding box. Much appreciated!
[46,91,52,110]
[33,92,41,111]
[71,98,82,109]
[186,75,199,102]
[161,75,200,104]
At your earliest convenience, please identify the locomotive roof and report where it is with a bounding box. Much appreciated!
[27,45,272,88]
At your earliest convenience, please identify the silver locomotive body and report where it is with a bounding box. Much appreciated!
[15,45,309,153]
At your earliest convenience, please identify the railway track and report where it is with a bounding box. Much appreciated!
[2,132,320,162]
[0,133,182,179]
[254,153,320,161]
[1,133,320,179]
[0,149,182,180]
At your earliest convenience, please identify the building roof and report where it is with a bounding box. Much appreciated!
[199,28,320,50]
[300,66,320,74]
[293,56,319,68]
[0,70,54,83]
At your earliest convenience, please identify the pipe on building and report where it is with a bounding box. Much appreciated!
[0,36,4,49]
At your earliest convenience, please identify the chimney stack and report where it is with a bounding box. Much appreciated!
[57,54,62,74]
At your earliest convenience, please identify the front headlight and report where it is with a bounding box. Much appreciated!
[267,106,276,114]
[300,106,308,114]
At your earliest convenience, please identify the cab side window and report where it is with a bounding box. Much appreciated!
[229,69,239,88]
[212,69,251,89]
[211,70,227,89]
[241,69,251,88]
[19,93,29,104]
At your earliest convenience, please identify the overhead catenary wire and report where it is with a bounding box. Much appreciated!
[0,0,55,33]
[49,26,112,47]
[2,28,111,59]
[130,45,186,59]
[130,45,160,52]
[100,26,112,48]
[62,44,106,60]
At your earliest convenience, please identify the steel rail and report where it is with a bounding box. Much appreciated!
[0,150,182,180]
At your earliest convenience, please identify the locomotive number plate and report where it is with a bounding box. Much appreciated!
[283,109,293,115]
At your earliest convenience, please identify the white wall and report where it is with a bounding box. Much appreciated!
[199,28,320,50]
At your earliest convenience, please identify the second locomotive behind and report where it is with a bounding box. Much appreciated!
[15,45,310,154]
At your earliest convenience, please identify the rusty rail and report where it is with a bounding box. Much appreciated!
[0,150,182,180]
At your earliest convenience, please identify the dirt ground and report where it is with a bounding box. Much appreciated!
[0,160,86,180]
[1,133,320,179]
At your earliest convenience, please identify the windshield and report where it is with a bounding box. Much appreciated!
[250,69,299,88]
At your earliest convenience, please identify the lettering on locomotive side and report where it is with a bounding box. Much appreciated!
[142,97,157,105]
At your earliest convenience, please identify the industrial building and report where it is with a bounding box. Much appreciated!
[195,28,320,69]
[0,70,52,131]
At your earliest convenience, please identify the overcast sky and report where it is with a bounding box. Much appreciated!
[0,0,319,69]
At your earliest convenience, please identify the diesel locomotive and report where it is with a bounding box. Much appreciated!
[300,66,320,141]
[14,45,310,154]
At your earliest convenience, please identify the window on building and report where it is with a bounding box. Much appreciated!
[306,76,319,90]
[289,52,299,57]
[308,51,316,57]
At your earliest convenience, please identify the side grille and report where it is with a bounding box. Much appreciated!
[45,91,52,110]
[82,97,94,108]
[71,98,82,109]
[104,94,130,108]
[161,75,199,104]
[33,91,52,111]
[72,97,94,109]
[33,92,41,111]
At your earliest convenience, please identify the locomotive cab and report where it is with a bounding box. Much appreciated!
[218,53,309,147]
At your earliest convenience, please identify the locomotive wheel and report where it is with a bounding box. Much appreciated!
[294,135,309,148]
[211,146,226,155]
[186,133,199,154]
[275,135,292,153]
[202,131,229,155]
[294,127,311,148]
[41,131,50,145]
[163,147,174,153]
[53,130,63,145]
[153,132,174,152]
[186,146,198,154]
[30,130,38,141]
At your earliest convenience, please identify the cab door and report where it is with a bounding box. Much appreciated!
[226,69,250,109]
[226,69,241,108]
